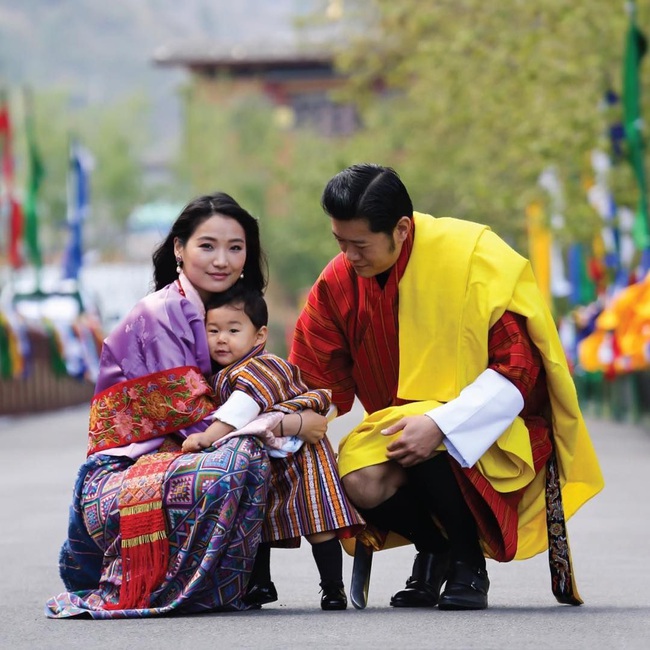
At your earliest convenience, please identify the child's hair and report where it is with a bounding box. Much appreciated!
[205,285,268,329]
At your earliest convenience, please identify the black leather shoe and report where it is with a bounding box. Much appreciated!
[243,581,278,606]
[390,551,450,608]
[438,560,489,610]
[320,582,348,610]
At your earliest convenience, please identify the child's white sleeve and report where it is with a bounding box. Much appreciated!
[210,390,261,430]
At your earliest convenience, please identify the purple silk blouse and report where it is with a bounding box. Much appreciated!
[94,277,212,458]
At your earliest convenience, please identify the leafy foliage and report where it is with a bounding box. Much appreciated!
[333,1,650,252]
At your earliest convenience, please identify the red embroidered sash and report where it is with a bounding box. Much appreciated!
[87,366,215,456]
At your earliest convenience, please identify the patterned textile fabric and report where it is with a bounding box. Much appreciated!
[262,436,366,547]
[213,344,332,416]
[45,436,270,618]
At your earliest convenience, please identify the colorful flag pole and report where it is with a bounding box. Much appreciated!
[0,91,24,270]
[568,243,597,307]
[23,88,45,288]
[538,166,572,302]
[62,139,94,281]
[526,200,552,308]
[622,1,650,271]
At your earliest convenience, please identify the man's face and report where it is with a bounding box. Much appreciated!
[330,217,410,278]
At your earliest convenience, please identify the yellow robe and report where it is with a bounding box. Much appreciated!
[339,213,604,559]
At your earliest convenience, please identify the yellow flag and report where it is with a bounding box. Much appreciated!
[526,201,552,308]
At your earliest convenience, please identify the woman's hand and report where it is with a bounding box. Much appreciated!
[296,409,328,443]
[274,409,327,444]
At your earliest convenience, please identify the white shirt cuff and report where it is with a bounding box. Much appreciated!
[426,368,524,468]
[211,390,261,430]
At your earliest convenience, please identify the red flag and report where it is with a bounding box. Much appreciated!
[0,100,11,178]
[7,198,24,268]
[0,97,24,268]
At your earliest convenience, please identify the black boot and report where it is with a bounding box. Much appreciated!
[243,543,278,606]
[407,456,489,610]
[438,560,489,610]
[390,551,450,608]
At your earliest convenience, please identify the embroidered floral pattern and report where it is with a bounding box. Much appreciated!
[546,448,583,605]
[87,366,215,456]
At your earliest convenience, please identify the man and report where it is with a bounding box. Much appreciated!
[289,163,603,610]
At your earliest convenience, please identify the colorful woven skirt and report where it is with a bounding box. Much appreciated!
[262,436,365,547]
[45,436,269,618]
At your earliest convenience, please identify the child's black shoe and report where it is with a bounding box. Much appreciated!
[320,581,347,610]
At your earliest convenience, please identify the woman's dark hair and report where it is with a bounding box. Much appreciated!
[320,163,413,235]
[152,192,268,293]
[205,285,268,330]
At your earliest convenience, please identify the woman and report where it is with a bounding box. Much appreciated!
[45,192,361,618]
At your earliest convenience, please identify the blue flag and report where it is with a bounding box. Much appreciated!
[62,140,93,281]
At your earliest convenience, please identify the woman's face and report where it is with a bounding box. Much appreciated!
[174,214,247,302]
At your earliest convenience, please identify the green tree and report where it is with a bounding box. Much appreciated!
[331,1,650,252]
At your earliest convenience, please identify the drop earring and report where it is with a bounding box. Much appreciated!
[240,271,244,279]
[176,257,183,275]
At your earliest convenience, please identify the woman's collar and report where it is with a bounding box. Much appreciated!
[177,272,206,319]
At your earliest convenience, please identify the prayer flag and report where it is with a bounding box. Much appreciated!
[0,93,24,268]
[62,140,94,281]
[568,243,597,307]
[526,201,552,307]
[23,90,45,271]
[537,167,571,300]
[622,2,650,255]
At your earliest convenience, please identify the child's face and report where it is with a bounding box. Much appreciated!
[206,303,267,367]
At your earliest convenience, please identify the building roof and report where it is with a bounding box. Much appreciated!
[153,41,335,72]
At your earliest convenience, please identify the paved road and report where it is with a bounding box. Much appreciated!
[1,405,649,649]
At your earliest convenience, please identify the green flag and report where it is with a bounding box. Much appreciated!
[622,3,649,250]
[23,89,45,271]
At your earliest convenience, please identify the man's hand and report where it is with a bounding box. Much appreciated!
[382,415,444,467]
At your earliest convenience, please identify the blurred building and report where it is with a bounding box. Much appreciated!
[153,43,359,138]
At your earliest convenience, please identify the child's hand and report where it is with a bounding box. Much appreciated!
[182,433,208,453]
[182,421,233,453]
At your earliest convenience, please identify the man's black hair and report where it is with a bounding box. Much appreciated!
[320,163,413,235]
